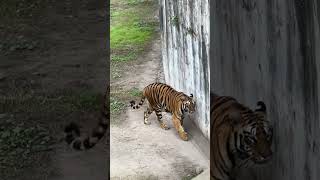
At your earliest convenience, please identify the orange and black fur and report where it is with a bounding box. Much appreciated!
[64,87,109,150]
[130,83,196,141]
[210,93,273,180]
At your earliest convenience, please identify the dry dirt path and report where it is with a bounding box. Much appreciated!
[110,38,209,180]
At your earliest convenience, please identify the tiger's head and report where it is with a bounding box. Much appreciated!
[229,101,273,164]
[183,93,196,113]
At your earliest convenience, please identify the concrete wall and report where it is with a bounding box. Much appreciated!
[210,0,320,179]
[159,0,210,138]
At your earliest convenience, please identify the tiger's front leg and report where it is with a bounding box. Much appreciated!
[172,114,188,141]
[155,110,170,130]
[180,114,185,126]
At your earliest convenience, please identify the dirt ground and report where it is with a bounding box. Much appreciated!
[0,0,108,179]
[110,37,210,180]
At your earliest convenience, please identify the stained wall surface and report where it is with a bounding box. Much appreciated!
[210,0,320,179]
[160,0,210,138]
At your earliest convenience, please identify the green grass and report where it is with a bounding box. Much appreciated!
[110,0,157,62]
[111,24,153,49]
[110,86,143,124]
[126,0,147,6]
[110,9,155,50]
[110,95,127,124]
[129,87,142,97]
[110,97,126,115]
[111,52,137,62]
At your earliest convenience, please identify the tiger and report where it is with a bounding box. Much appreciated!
[64,86,109,150]
[210,93,273,180]
[130,82,196,141]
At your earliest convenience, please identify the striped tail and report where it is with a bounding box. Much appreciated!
[130,95,145,109]
[64,94,109,150]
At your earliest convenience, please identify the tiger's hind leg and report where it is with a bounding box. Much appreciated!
[155,110,170,130]
[144,107,153,125]
[172,114,188,141]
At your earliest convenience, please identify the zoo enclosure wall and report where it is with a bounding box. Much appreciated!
[159,0,210,139]
[210,0,320,180]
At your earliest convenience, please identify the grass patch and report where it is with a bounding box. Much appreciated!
[0,114,53,173]
[129,87,142,97]
[110,97,126,114]
[111,24,153,49]
[111,52,137,62]
[110,95,126,124]
[110,10,154,50]
[110,0,158,63]
[110,85,143,124]
[126,0,148,6]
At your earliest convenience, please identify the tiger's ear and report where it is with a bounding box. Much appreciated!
[228,111,241,126]
[190,94,193,98]
[255,101,266,113]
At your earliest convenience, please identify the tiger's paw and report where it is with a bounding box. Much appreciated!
[144,120,151,125]
[179,131,188,141]
[160,123,170,130]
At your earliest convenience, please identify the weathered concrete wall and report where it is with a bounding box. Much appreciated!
[210,0,320,179]
[159,0,210,139]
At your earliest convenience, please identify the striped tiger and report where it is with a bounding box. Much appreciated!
[130,82,196,141]
[210,93,273,180]
[64,86,109,150]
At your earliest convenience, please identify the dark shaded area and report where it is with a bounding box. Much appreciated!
[210,0,320,179]
[0,0,109,179]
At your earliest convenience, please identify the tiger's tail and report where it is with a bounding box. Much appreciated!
[130,95,146,109]
[64,94,109,150]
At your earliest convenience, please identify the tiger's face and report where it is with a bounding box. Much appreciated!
[231,101,273,164]
[183,94,196,113]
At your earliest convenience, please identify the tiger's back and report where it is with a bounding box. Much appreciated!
[143,83,187,114]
